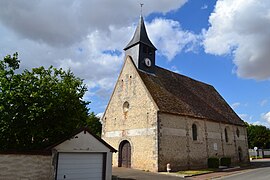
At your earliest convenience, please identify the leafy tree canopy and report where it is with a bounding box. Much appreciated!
[87,112,102,137]
[0,53,101,151]
[246,122,270,149]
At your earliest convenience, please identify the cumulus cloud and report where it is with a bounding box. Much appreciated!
[231,102,240,109]
[260,99,268,107]
[238,113,252,122]
[147,18,200,60]
[203,0,270,80]
[0,0,193,106]
[96,112,104,118]
[239,113,270,127]
[252,121,269,128]
[0,0,187,47]
[201,4,208,10]
[262,112,270,126]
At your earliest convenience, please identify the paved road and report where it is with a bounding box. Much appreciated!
[113,159,270,180]
[215,159,270,180]
[113,167,184,180]
[215,167,270,180]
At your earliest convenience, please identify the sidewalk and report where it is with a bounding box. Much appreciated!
[160,167,248,180]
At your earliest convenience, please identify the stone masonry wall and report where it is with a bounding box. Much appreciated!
[0,154,53,180]
[101,57,249,172]
[158,113,249,171]
[102,57,159,172]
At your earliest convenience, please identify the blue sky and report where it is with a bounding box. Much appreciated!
[0,0,269,126]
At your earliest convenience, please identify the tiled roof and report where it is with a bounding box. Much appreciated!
[138,66,245,126]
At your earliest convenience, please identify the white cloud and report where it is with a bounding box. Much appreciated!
[147,18,200,60]
[262,112,270,126]
[0,0,187,47]
[201,4,208,10]
[96,112,104,118]
[238,113,252,122]
[0,0,189,102]
[240,113,270,127]
[260,99,268,107]
[203,0,270,80]
[231,102,240,109]
[240,112,270,127]
[170,66,181,74]
[252,121,269,128]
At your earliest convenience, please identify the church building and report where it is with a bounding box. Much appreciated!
[102,15,249,172]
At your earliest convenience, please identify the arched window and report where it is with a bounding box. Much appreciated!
[236,128,240,137]
[192,124,197,141]
[123,101,130,113]
[225,128,228,142]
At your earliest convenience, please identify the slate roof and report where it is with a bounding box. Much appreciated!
[138,66,245,126]
[124,16,156,51]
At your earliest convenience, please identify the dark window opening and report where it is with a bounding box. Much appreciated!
[143,46,147,53]
[236,128,240,137]
[192,124,197,141]
[225,128,228,142]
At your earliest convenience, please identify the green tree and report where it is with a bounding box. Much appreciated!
[86,112,102,137]
[0,53,99,150]
[246,123,270,149]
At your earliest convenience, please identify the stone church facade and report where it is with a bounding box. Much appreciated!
[102,16,249,172]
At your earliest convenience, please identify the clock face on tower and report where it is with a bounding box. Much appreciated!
[144,58,151,67]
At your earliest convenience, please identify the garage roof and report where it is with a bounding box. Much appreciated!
[46,127,117,152]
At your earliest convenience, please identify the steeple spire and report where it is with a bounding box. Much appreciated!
[124,16,156,51]
[124,9,157,74]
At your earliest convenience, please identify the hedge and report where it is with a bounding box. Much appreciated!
[208,157,219,168]
[220,157,231,167]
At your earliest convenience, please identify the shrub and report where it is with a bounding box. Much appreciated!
[220,157,231,167]
[208,158,219,168]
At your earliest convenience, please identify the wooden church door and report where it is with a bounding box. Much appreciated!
[119,141,131,168]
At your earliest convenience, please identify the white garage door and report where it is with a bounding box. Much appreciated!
[57,153,104,180]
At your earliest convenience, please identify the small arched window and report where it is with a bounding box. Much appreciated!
[192,124,197,141]
[236,128,240,137]
[225,128,228,142]
[123,101,130,113]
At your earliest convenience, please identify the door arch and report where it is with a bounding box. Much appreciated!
[118,140,131,168]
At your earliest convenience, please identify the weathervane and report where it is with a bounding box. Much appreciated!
[140,3,144,16]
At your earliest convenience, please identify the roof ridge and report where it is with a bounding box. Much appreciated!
[155,65,213,87]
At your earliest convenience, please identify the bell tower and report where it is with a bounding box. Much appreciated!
[124,15,157,74]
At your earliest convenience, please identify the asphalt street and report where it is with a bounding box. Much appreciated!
[216,159,270,180]
[113,167,184,180]
[113,159,270,180]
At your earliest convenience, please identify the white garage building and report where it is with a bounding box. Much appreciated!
[51,128,117,180]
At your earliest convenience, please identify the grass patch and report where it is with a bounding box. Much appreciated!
[250,156,263,159]
[177,169,215,175]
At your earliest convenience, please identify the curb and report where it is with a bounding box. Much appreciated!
[159,166,242,178]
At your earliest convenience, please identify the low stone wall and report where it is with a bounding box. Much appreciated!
[0,153,53,180]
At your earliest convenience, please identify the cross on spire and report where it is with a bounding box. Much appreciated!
[140,3,144,16]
